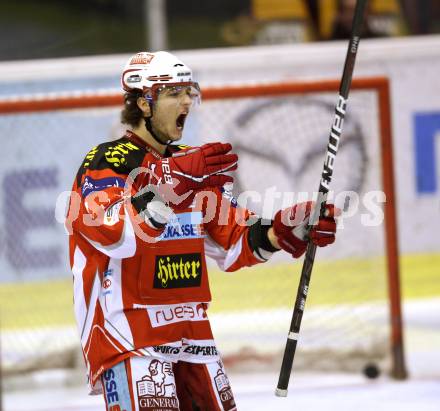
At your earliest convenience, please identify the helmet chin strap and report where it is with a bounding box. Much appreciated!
[143,95,172,146]
[144,117,172,146]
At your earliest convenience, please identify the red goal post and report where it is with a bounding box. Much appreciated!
[0,76,406,379]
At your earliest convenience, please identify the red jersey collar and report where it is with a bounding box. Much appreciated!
[125,130,163,159]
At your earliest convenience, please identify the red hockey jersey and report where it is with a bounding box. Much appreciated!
[67,131,269,392]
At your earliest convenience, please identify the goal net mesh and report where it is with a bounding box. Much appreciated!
[0,78,401,380]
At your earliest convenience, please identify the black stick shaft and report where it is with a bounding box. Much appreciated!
[276,0,368,397]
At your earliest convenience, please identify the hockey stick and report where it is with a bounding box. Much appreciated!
[275,0,368,397]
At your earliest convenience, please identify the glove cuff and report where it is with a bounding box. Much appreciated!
[273,209,308,258]
[248,218,280,261]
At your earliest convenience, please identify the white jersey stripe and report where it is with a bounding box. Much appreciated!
[223,234,243,271]
[204,233,244,272]
[81,205,136,258]
[85,325,124,359]
[80,270,101,348]
[204,236,228,269]
[102,258,135,351]
[72,246,87,338]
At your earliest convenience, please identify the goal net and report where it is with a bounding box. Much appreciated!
[0,77,405,381]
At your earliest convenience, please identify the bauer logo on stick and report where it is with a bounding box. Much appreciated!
[320,94,347,192]
[276,0,374,397]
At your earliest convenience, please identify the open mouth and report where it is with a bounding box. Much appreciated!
[176,113,188,130]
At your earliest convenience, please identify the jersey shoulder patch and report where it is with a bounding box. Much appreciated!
[76,137,146,185]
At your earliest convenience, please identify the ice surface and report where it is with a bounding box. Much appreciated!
[4,372,440,411]
[3,298,440,411]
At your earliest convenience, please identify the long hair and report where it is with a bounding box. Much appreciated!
[121,89,144,128]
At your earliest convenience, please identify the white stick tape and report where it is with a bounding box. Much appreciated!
[288,332,299,340]
[275,388,288,397]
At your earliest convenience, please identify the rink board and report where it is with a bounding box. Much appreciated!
[1,252,439,330]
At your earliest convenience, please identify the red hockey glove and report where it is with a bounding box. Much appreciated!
[272,201,339,258]
[148,142,238,208]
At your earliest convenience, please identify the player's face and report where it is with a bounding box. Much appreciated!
[150,85,199,142]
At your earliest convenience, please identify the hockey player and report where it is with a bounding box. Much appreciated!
[67,51,338,411]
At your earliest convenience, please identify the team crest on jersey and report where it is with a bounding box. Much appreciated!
[159,212,204,241]
[136,359,179,410]
[104,201,123,226]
